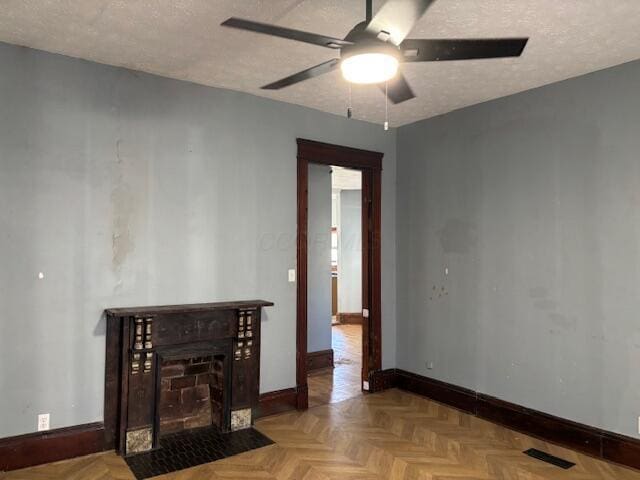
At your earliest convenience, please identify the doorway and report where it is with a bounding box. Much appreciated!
[296,138,382,410]
[307,166,363,407]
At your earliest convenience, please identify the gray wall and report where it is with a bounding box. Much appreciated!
[0,42,397,437]
[307,164,332,353]
[397,59,640,439]
[338,190,362,313]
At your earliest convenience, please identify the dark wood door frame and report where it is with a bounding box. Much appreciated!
[296,138,383,409]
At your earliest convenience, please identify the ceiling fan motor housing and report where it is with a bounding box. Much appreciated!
[341,21,401,63]
[340,37,402,64]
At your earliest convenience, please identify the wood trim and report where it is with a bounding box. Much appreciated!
[0,422,105,472]
[0,383,297,472]
[296,152,309,410]
[6,371,638,472]
[476,392,601,457]
[307,349,334,371]
[104,314,123,450]
[296,138,383,170]
[374,369,640,471]
[361,169,372,380]
[336,312,363,324]
[331,275,338,315]
[603,432,640,469]
[369,168,382,372]
[105,300,274,317]
[396,369,477,414]
[296,138,383,409]
[368,368,398,392]
[256,387,298,419]
[360,167,383,382]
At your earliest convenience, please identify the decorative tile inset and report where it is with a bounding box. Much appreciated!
[231,408,251,431]
[124,426,273,480]
[126,427,153,455]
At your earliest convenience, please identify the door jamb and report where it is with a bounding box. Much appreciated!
[296,138,383,409]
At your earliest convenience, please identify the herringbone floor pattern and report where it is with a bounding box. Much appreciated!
[4,389,640,480]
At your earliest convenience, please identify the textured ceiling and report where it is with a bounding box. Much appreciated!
[1,0,640,126]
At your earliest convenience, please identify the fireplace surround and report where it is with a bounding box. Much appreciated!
[104,300,273,456]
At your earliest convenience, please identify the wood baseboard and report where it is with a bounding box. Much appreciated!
[368,368,398,392]
[0,386,301,472]
[256,387,298,419]
[307,349,334,372]
[396,369,477,413]
[7,372,638,473]
[369,369,640,471]
[336,312,363,324]
[0,422,105,472]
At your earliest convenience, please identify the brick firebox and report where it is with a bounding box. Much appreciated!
[159,355,225,435]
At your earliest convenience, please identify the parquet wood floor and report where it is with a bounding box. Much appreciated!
[308,324,362,408]
[4,389,640,480]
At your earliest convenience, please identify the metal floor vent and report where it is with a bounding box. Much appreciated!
[524,448,576,469]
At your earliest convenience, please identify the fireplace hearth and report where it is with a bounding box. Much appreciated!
[104,300,273,457]
[124,425,273,479]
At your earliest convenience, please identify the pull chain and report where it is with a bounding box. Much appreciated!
[347,83,353,119]
[384,81,389,131]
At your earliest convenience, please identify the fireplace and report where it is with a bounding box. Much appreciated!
[157,349,228,436]
[104,300,273,456]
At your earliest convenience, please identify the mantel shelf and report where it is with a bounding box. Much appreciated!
[105,300,274,317]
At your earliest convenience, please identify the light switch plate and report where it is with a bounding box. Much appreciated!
[288,269,296,282]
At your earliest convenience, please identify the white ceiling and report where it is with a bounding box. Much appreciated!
[1,1,639,126]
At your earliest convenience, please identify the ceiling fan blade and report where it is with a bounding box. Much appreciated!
[365,0,436,46]
[401,38,528,62]
[262,59,340,89]
[380,73,415,104]
[221,18,353,49]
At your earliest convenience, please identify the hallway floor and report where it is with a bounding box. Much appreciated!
[308,323,362,408]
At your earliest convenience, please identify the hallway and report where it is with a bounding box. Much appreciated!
[308,324,362,408]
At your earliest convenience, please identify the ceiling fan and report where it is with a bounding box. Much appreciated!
[221,0,529,105]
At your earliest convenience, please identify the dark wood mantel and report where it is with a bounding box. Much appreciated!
[105,300,274,316]
[104,300,273,455]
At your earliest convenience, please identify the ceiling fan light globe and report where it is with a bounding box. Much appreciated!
[340,53,399,84]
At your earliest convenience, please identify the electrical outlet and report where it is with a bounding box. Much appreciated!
[638,416,640,435]
[37,413,50,432]
[288,269,296,283]
[426,361,434,370]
